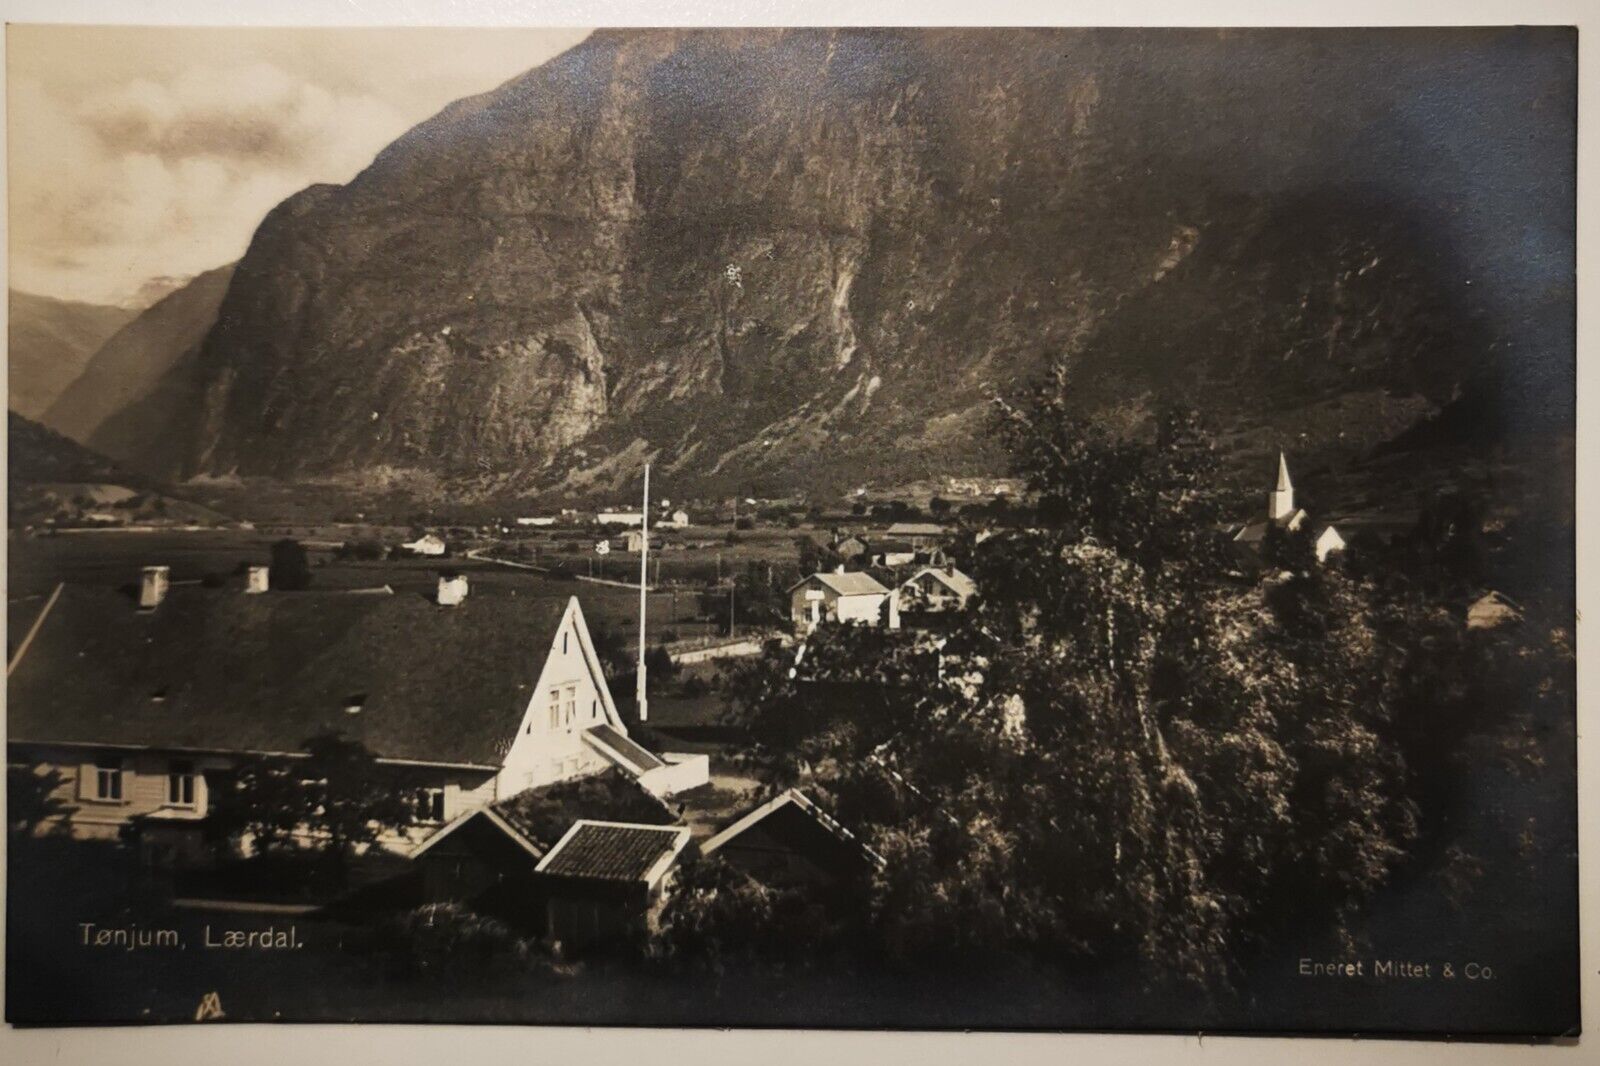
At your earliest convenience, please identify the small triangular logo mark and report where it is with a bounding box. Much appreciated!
[194,991,225,1021]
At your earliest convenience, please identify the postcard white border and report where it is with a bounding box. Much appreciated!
[0,1,1591,1063]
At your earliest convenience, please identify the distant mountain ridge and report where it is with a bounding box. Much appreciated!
[71,29,1567,501]
[44,263,235,475]
[8,292,135,421]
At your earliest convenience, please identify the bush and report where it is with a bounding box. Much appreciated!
[734,516,755,531]
[373,903,543,981]
[646,645,679,681]
[336,539,385,561]
[270,538,313,590]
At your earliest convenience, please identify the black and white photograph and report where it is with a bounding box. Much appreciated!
[2,16,1580,1041]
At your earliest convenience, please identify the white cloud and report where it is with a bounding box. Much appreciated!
[11,60,409,304]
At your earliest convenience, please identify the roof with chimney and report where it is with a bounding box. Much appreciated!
[6,584,577,767]
[900,566,977,599]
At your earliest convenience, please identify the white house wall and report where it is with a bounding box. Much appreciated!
[496,597,626,799]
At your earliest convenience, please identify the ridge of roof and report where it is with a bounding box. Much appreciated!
[6,584,578,765]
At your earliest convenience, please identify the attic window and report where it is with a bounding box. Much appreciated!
[344,693,368,715]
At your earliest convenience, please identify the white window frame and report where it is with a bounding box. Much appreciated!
[167,761,196,807]
[93,757,124,803]
[414,786,446,824]
[548,688,561,729]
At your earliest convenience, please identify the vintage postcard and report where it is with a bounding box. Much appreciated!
[4,24,1578,1037]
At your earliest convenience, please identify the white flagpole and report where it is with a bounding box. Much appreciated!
[637,463,650,723]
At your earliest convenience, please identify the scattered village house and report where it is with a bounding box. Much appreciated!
[831,532,870,561]
[789,568,901,633]
[885,521,949,550]
[620,529,660,553]
[597,510,644,527]
[658,509,691,529]
[897,566,977,614]
[1231,453,1346,563]
[871,540,919,568]
[6,565,707,863]
[401,532,447,556]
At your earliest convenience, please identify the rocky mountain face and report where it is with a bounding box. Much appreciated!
[8,292,134,421]
[175,29,1564,501]
[45,264,235,477]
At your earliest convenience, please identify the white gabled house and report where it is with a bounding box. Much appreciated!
[789,568,901,633]
[6,569,707,862]
[897,566,977,613]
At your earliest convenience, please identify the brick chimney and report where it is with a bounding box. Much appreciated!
[139,566,170,610]
[245,566,270,594]
[437,572,469,607]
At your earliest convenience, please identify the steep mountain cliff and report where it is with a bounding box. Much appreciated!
[182,28,1569,500]
[8,292,134,421]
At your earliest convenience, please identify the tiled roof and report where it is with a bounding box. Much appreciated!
[6,584,575,766]
[535,820,689,884]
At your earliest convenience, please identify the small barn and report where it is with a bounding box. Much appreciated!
[535,820,691,951]
[885,522,948,549]
[701,789,883,890]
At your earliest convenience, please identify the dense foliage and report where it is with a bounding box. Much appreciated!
[206,731,413,881]
[668,367,1446,990]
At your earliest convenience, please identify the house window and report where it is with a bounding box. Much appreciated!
[564,684,578,724]
[591,699,598,720]
[414,787,445,824]
[548,688,561,729]
[563,632,569,654]
[93,756,123,802]
[167,761,196,807]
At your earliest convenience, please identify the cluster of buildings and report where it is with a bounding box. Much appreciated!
[6,564,708,869]
[7,450,1362,955]
[6,547,890,953]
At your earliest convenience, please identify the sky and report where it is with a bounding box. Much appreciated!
[7,26,593,306]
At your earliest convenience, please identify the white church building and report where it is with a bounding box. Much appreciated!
[1232,453,1346,563]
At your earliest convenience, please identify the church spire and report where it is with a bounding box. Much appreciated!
[1269,451,1295,520]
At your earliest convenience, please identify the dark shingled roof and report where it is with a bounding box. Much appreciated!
[7,585,575,766]
[536,820,687,883]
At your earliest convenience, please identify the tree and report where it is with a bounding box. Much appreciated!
[646,644,680,683]
[270,538,313,590]
[206,733,412,884]
[7,762,67,838]
[587,621,633,683]
[714,365,1419,990]
[928,496,952,518]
